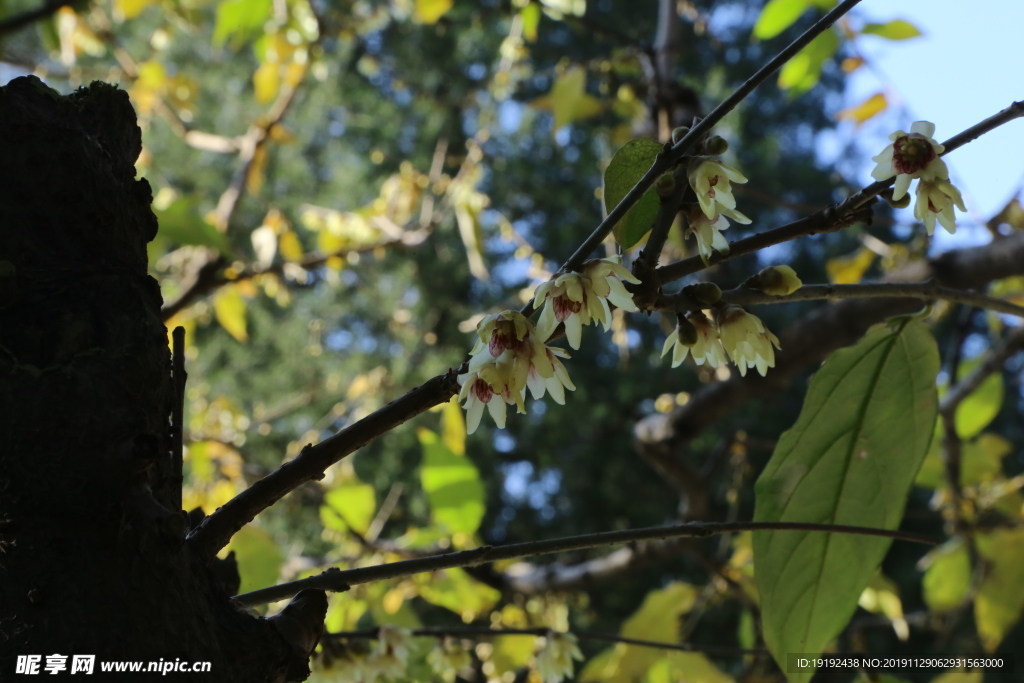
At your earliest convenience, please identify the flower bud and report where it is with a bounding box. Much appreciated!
[671,126,690,144]
[703,135,729,155]
[682,281,722,306]
[744,265,802,296]
[656,173,676,198]
[884,190,912,209]
[675,316,699,346]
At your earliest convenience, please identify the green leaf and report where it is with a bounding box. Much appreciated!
[415,0,453,24]
[954,360,1003,439]
[214,285,249,342]
[213,0,273,49]
[415,567,500,621]
[975,528,1024,651]
[322,482,377,535]
[550,66,602,132]
[154,197,232,254]
[861,20,922,41]
[229,526,283,595]
[645,653,734,683]
[777,30,839,93]
[753,318,939,683]
[603,138,663,249]
[753,0,809,40]
[921,540,972,612]
[579,582,698,682]
[418,428,485,536]
[520,2,541,42]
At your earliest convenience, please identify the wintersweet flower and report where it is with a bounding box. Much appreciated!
[526,346,576,404]
[661,310,727,369]
[428,639,471,683]
[871,121,949,200]
[370,626,412,678]
[914,178,966,235]
[471,310,553,395]
[459,356,526,435]
[533,256,640,349]
[684,205,748,263]
[688,157,748,220]
[715,305,780,377]
[535,631,583,683]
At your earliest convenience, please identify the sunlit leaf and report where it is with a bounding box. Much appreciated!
[278,230,304,262]
[116,0,155,20]
[837,93,888,126]
[549,66,602,132]
[213,0,273,49]
[579,583,697,681]
[521,3,541,42]
[415,568,500,621]
[929,673,982,683]
[826,246,875,284]
[153,197,232,254]
[753,0,809,40]
[646,653,734,683]
[603,138,663,249]
[861,20,922,41]
[322,482,377,535]
[253,62,280,103]
[247,145,268,195]
[419,428,485,536]
[541,0,586,17]
[229,526,283,595]
[454,203,489,281]
[754,318,939,683]
[441,399,466,456]
[975,528,1024,651]
[858,573,908,640]
[777,30,839,93]
[954,359,1003,439]
[921,540,971,612]
[214,285,249,342]
[415,0,453,24]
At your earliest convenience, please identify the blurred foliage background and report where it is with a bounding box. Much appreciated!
[2,0,1022,681]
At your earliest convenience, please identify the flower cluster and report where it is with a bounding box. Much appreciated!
[663,306,780,377]
[317,627,414,682]
[686,157,751,262]
[535,631,584,683]
[459,310,575,434]
[533,256,640,349]
[427,639,471,683]
[871,121,966,234]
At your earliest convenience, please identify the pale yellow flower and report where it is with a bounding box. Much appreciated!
[662,310,727,369]
[535,631,583,683]
[716,305,780,377]
[688,157,748,220]
[525,346,576,404]
[914,178,966,235]
[534,256,640,349]
[871,121,948,201]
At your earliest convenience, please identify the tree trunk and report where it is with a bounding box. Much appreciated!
[0,76,320,682]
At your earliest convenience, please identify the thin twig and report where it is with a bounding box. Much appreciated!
[323,625,768,658]
[656,99,1024,286]
[0,0,75,37]
[233,520,939,605]
[940,326,1024,414]
[559,0,865,275]
[366,483,403,544]
[710,282,1024,319]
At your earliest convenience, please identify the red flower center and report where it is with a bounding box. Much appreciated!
[472,378,493,403]
[892,135,936,175]
[553,295,583,322]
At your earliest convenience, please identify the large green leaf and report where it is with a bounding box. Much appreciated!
[975,528,1024,651]
[754,318,939,682]
[921,540,971,613]
[415,567,500,621]
[954,360,1003,439]
[321,481,377,535]
[418,428,485,536]
[603,138,663,249]
[753,0,809,40]
[229,526,283,596]
[777,30,839,93]
[213,0,273,49]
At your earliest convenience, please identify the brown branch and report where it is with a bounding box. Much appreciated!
[171,326,187,513]
[655,99,1024,286]
[0,0,76,37]
[187,370,462,560]
[233,520,939,606]
[559,0,865,275]
[716,282,1024,319]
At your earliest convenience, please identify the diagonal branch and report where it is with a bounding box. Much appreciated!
[0,0,76,37]
[233,520,939,606]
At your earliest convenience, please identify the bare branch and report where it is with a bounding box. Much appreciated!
[715,281,1024,319]
[233,520,939,606]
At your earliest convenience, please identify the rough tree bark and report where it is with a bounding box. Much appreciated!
[0,77,324,682]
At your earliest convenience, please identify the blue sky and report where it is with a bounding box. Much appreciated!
[843,0,1024,242]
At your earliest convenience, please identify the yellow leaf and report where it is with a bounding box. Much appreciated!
[247,145,268,195]
[975,528,1024,651]
[520,3,541,42]
[837,93,888,126]
[550,66,602,132]
[278,230,304,262]
[841,56,864,73]
[214,286,249,342]
[415,0,453,24]
[268,123,296,143]
[826,246,875,284]
[441,398,466,455]
[116,0,155,19]
[253,62,280,103]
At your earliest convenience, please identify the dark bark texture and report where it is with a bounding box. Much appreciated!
[0,77,320,682]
